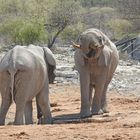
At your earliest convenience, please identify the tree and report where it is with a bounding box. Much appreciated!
[81,6,115,37]
[79,0,114,7]
[107,19,132,39]
[0,0,82,48]
[0,0,48,46]
[60,22,87,43]
[112,0,140,35]
[115,0,140,20]
[44,0,81,48]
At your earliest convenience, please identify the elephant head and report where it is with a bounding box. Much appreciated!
[43,47,56,83]
[72,28,112,66]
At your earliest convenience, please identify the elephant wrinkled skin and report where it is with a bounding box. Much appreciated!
[73,28,119,118]
[0,45,56,125]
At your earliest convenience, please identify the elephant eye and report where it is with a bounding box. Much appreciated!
[89,46,92,50]
[94,44,98,48]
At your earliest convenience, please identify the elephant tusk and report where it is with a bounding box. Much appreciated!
[71,41,81,49]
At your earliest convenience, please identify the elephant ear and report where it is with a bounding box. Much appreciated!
[98,46,112,67]
[43,47,56,67]
[43,47,56,83]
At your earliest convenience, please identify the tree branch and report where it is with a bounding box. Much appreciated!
[48,25,67,48]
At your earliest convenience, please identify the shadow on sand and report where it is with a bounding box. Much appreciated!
[53,113,117,124]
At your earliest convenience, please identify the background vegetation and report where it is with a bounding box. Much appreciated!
[0,0,139,49]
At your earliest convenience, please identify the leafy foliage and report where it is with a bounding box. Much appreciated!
[80,0,114,7]
[107,19,132,39]
[45,0,81,48]
[0,19,47,45]
[60,22,87,42]
[0,0,139,48]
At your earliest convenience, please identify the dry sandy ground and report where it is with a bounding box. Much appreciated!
[0,84,140,140]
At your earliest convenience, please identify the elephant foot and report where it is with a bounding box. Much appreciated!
[0,117,5,125]
[14,118,24,125]
[37,117,42,124]
[80,114,92,119]
[38,117,53,124]
[101,106,109,113]
[91,109,104,115]
[102,109,109,113]
[14,122,24,125]
[80,110,92,119]
[0,122,4,126]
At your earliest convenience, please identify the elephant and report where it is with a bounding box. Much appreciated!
[72,28,119,118]
[0,44,56,125]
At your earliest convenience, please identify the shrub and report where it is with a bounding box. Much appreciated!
[107,19,132,40]
[60,22,87,43]
[0,19,47,45]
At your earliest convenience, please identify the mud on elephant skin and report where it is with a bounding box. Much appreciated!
[72,28,119,118]
[0,45,56,125]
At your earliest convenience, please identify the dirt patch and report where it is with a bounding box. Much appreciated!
[9,131,29,139]
[0,84,140,140]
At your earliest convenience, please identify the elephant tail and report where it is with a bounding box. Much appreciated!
[8,69,17,103]
[8,48,17,103]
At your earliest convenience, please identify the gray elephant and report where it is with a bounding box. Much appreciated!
[72,28,119,118]
[0,44,56,125]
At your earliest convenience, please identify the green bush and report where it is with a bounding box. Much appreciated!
[60,22,86,42]
[107,19,132,39]
[0,19,47,45]
[15,23,47,45]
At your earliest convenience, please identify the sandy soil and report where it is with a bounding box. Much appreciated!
[0,84,140,140]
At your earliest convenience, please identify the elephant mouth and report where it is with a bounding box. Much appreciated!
[86,49,96,58]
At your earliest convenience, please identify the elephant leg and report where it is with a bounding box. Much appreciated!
[79,70,91,118]
[101,72,115,113]
[14,99,25,125]
[91,83,104,115]
[101,84,109,113]
[24,101,33,125]
[0,92,12,125]
[36,97,42,120]
[36,86,52,124]
[14,71,30,125]
[89,84,94,107]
